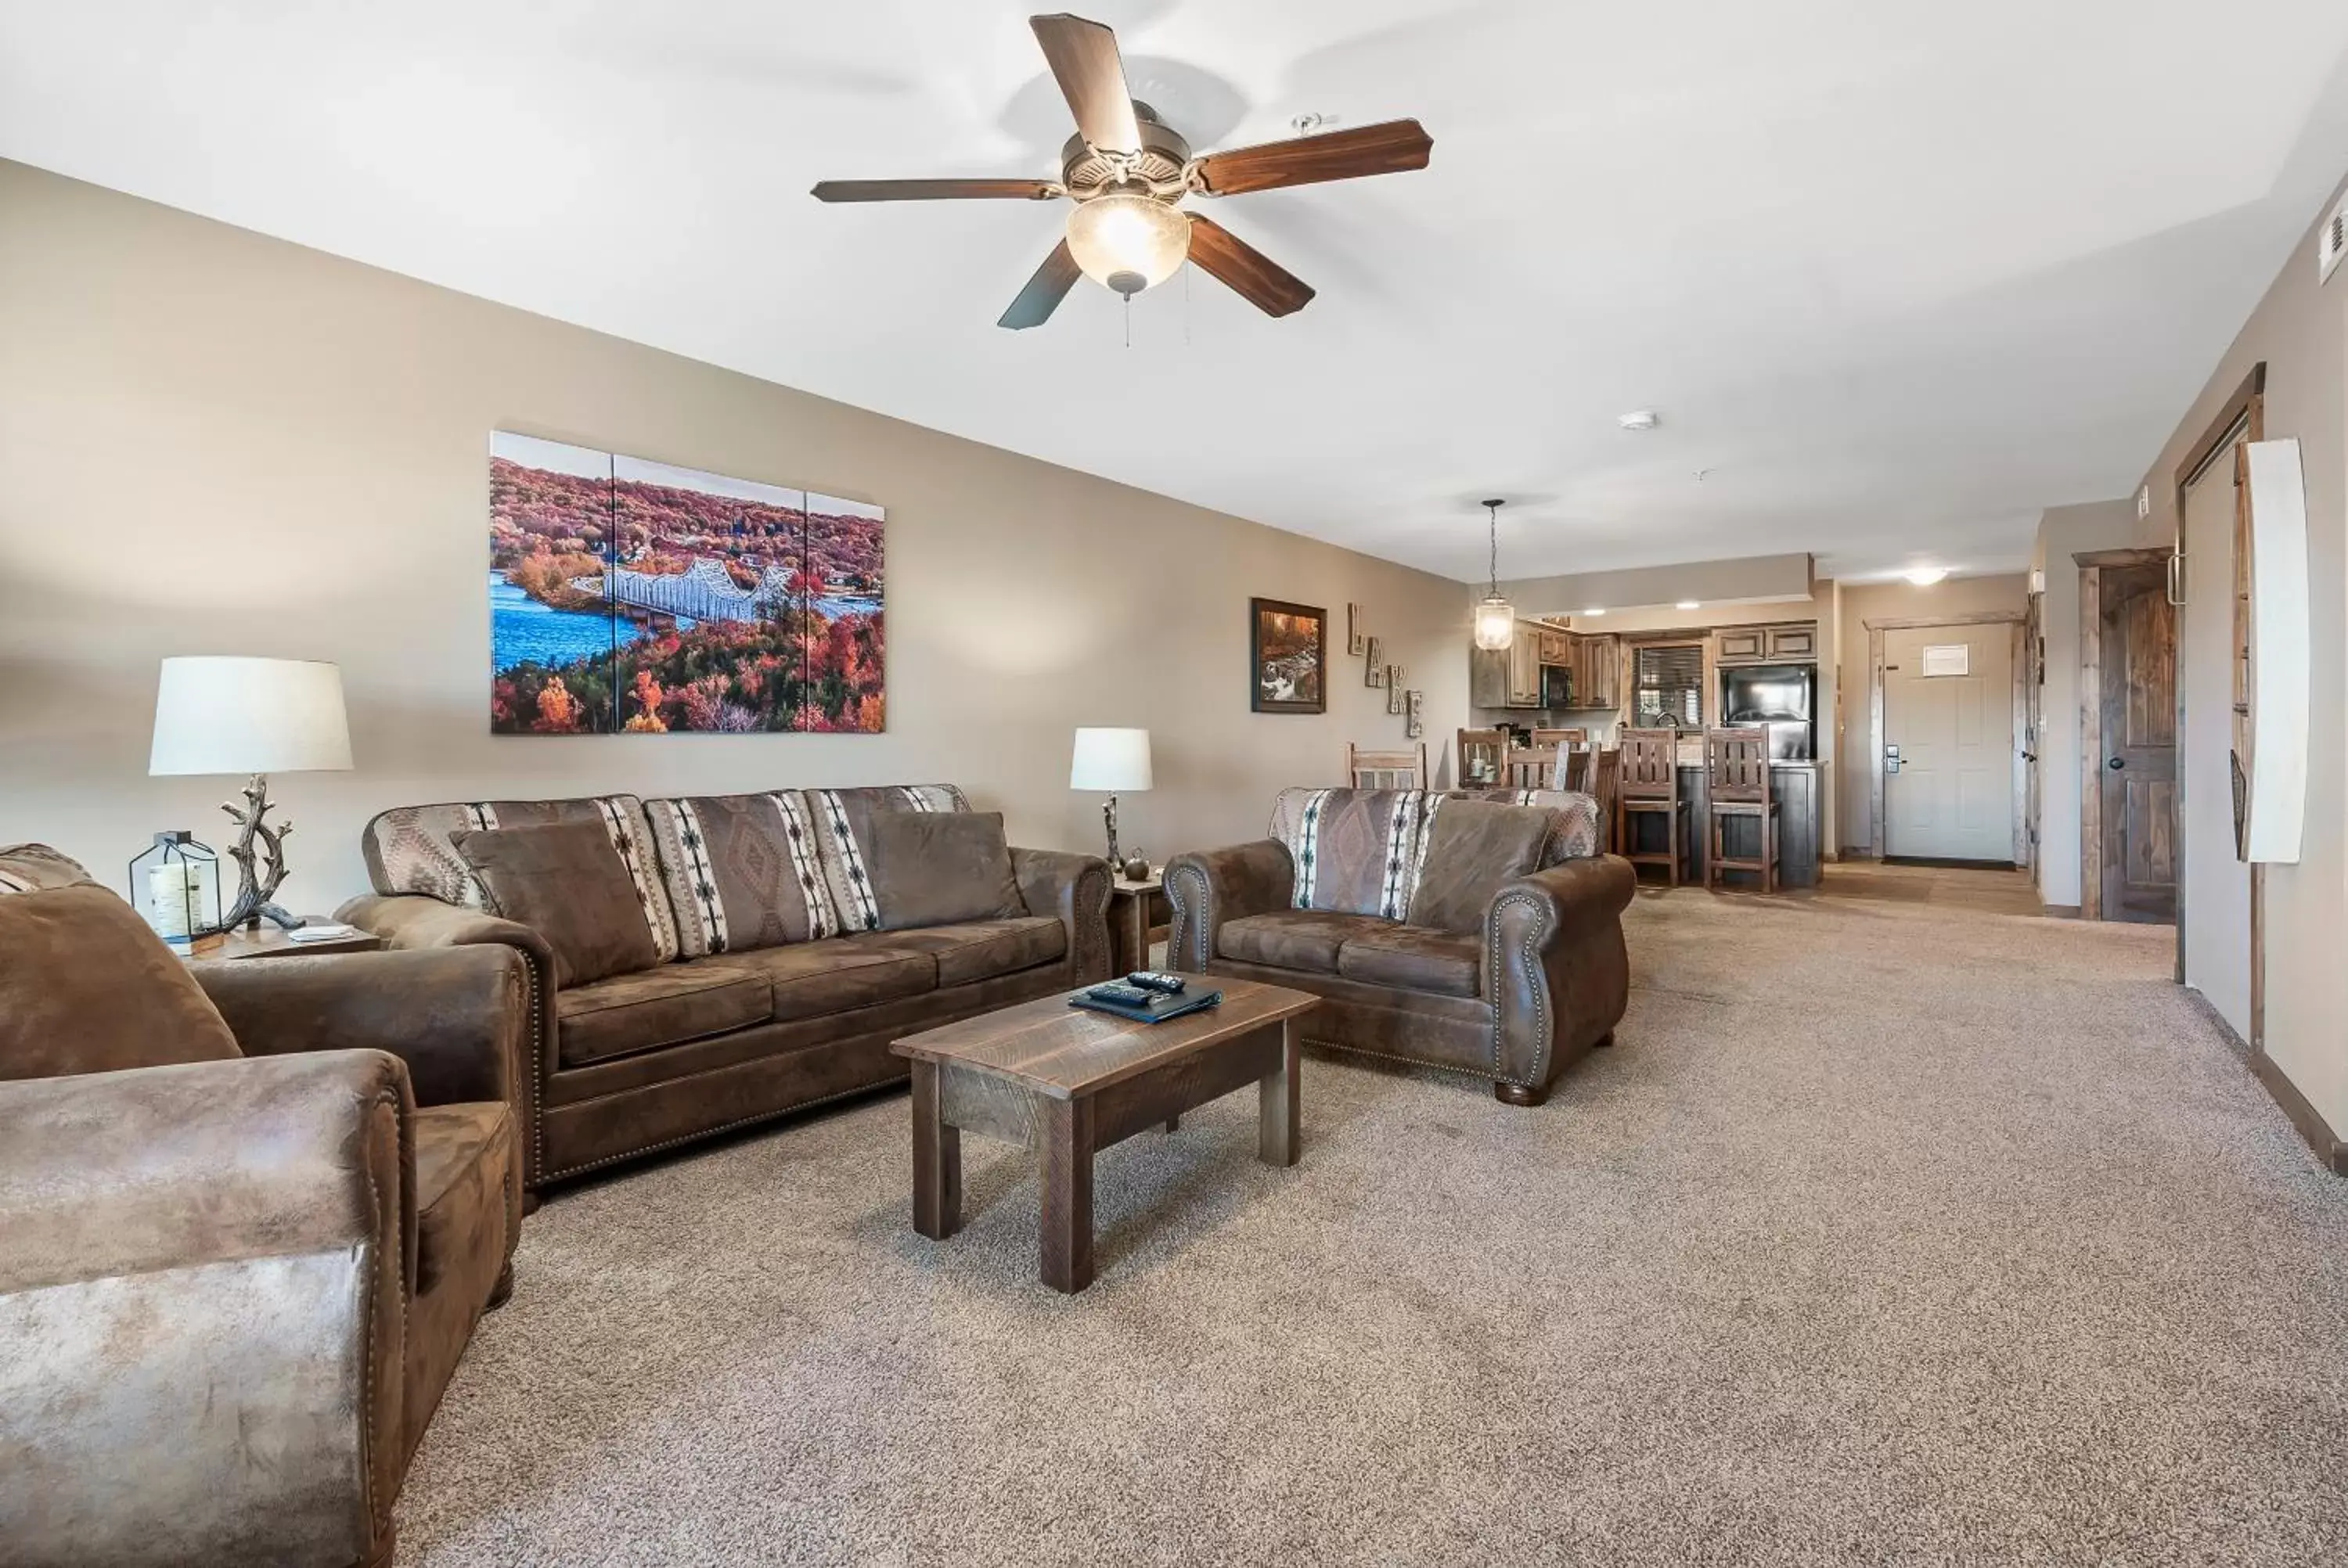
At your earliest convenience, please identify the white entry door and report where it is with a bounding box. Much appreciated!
[1883,623,2015,863]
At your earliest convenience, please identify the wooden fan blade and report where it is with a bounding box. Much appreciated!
[1193,119,1433,196]
[999,239,1084,329]
[812,178,1058,203]
[1185,214,1314,318]
[1030,13,1142,153]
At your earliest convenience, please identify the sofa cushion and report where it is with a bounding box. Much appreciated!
[1272,788,1428,919]
[642,793,837,957]
[1406,800,1554,933]
[866,811,1025,931]
[362,795,679,960]
[1431,788,1602,865]
[884,917,1068,988]
[556,964,772,1068]
[412,1101,511,1294]
[0,883,244,1080]
[803,785,972,933]
[703,933,939,1023]
[453,821,661,988]
[1337,925,1482,998]
[1217,910,1394,975]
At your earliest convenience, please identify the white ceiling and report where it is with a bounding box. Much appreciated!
[6,1,2348,585]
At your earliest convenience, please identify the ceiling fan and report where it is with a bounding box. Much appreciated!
[811,13,1433,329]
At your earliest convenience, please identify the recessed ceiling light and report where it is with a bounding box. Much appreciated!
[1676,600,1701,610]
[1903,566,1950,587]
[1581,606,1607,617]
[1616,410,1659,432]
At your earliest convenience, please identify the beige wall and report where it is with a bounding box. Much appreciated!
[2126,171,2348,1139]
[0,160,1471,904]
[2031,499,2163,908]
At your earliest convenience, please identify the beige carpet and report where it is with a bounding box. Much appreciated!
[398,886,2348,1566]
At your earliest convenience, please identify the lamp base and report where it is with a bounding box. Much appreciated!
[1102,794,1122,872]
[219,772,304,932]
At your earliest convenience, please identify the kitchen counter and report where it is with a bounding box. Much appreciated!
[1648,761,1822,889]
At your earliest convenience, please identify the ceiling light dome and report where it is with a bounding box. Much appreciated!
[1065,189,1189,297]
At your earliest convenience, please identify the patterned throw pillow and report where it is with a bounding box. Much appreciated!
[803,785,972,933]
[1273,787,1428,919]
[361,796,679,962]
[1431,788,1601,865]
[642,793,836,958]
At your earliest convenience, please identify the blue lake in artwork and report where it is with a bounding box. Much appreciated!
[491,572,643,673]
[492,571,880,674]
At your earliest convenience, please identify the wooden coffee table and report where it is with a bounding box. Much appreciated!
[891,976,1319,1293]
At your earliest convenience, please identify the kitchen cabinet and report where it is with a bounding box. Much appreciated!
[1537,628,1570,666]
[1470,623,1547,708]
[1716,621,1819,665]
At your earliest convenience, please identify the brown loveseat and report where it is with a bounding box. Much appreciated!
[339,785,1111,1195]
[1165,787,1636,1105]
[0,845,524,1568]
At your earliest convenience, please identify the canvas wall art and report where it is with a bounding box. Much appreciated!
[488,433,884,734]
[1249,598,1326,714]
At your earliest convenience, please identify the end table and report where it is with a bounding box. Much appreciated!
[1107,873,1168,975]
[185,923,384,962]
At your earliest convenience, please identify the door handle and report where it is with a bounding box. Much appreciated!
[2107,757,2126,771]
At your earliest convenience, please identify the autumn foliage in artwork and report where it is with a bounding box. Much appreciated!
[488,441,884,735]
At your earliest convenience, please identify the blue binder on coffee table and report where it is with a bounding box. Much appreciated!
[1068,987,1223,1025]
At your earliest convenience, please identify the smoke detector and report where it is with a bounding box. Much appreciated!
[1617,409,1659,432]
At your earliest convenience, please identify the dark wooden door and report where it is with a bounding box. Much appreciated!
[2100,562,2177,921]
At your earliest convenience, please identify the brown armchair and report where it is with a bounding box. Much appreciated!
[0,854,525,1568]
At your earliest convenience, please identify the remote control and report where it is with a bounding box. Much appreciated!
[1088,984,1157,1008]
[1126,972,1186,994]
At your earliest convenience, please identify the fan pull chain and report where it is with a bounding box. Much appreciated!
[1123,291,1131,349]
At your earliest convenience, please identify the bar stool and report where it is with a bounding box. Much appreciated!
[1615,728,1686,886]
[1705,727,1778,893]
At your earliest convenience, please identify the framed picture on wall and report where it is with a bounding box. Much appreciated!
[1250,597,1327,714]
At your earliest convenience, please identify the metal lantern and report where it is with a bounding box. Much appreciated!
[129,831,222,951]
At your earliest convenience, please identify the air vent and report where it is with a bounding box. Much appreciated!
[2322,196,2347,285]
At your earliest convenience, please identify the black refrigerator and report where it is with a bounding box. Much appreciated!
[1717,664,1816,759]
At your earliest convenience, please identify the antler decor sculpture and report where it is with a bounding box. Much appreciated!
[220,774,301,930]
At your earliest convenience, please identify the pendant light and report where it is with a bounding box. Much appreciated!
[1472,498,1515,651]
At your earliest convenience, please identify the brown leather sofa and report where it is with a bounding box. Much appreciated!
[0,846,524,1568]
[339,785,1111,1196]
[1165,786,1636,1105]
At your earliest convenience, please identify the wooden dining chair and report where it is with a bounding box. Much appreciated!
[1506,745,1560,791]
[1457,728,1508,786]
[1705,726,1778,893]
[1347,742,1428,790]
[1615,728,1686,886]
[1532,728,1588,749]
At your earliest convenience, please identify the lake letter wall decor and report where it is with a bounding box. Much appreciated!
[488,432,885,734]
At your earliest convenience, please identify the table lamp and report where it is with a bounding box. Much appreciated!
[1069,727,1152,875]
[149,656,353,930]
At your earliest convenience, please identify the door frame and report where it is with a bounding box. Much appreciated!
[2170,363,2265,1036]
[2074,547,2177,926]
[1865,610,2028,863]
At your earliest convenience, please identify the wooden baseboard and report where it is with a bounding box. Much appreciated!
[2191,991,2348,1175]
[2249,1050,2348,1176]
[2040,904,2081,919]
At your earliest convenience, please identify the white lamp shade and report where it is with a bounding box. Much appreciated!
[1069,727,1153,792]
[150,657,354,776]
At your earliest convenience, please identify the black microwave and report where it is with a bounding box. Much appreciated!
[1540,664,1574,709]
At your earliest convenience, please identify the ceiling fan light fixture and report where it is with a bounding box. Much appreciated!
[1903,566,1950,586]
[1065,190,1189,297]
